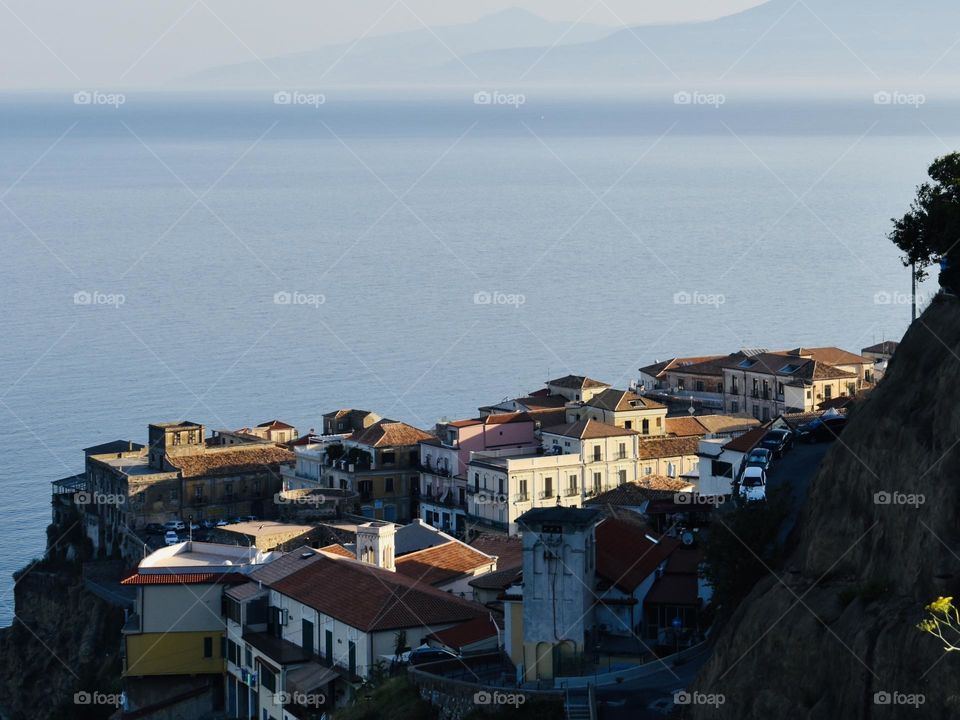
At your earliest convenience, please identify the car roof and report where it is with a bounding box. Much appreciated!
[743,466,764,476]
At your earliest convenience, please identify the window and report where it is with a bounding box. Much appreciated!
[695,380,705,392]
[245,646,252,668]
[348,641,357,676]
[384,477,394,493]
[731,400,739,413]
[592,472,601,493]
[824,385,833,400]
[302,619,314,655]
[656,416,662,428]
[806,390,812,399]
[172,433,181,446]
[227,639,240,665]
[618,469,627,485]
[677,378,685,390]
[567,474,578,495]
[617,442,626,459]
[224,597,242,625]
[194,485,203,499]
[203,636,213,658]
[169,489,178,501]
[382,451,396,465]
[261,666,276,692]
[518,479,528,500]
[716,382,723,394]
[474,473,480,492]
[543,477,553,498]
[752,378,759,398]
[624,420,632,429]
[224,483,233,497]
[712,460,733,478]
[778,382,784,396]
[593,446,601,462]
[641,418,649,435]
[731,378,739,394]
[498,477,504,494]
[644,466,653,475]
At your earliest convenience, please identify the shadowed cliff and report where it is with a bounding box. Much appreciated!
[688,295,960,718]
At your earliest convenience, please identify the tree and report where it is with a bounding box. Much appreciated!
[890,153,960,289]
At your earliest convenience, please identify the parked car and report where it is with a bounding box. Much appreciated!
[163,530,180,546]
[746,448,773,471]
[797,415,848,443]
[201,520,215,529]
[216,519,229,527]
[739,466,767,502]
[759,429,793,458]
[408,646,459,666]
[163,520,186,532]
[244,515,258,522]
[144,523,164,535]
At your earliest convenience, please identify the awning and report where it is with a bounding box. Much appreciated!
[286,662,339,695]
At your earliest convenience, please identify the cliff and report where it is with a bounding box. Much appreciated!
[0,541,124,719]
[687,296,960,718]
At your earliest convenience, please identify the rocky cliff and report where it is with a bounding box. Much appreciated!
[0,547,124,719]
[687,296,960,718]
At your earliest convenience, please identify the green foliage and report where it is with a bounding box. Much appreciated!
[701,487,789,607]
[333,676,437,720]
[890,152,960,281]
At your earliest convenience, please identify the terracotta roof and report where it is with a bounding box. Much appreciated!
[595,518,679,593]
[352,420,435,448]
[640,355,728,378]
[722,424,772,453]
[783,347,870,366]
[585,476,691,507]
[257,419,296,430]
[395,541,494,586]
[542,418,639,440]
[637,436,700,460]
[586,388,665,411]
[427,615,499,651]
[167,445,294,478]
[317,543,355,558]
[862,341,898,355]
[270,555,485,632]
[469,534,522,569]
[664,417,708,437]
[546,374,609,390]
[467,566,522,590]
[644,573,698,606]
[693,415,761,434]
[120,571,249,586]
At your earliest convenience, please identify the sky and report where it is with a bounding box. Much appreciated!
[0,0,766,88]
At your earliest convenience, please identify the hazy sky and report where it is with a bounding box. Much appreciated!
[0,0,766,88]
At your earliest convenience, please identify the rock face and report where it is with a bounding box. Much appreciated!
[687,297,960,718]
[0,566,124,719]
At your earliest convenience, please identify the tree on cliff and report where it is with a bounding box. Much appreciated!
[890,152,960,291]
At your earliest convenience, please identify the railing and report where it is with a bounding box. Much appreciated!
[540,490,555,500]
[514,492,529,502]
[564,488,580,497]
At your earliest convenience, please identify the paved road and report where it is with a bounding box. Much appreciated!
[595,441,832,719]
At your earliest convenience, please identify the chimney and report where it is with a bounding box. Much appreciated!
[356,522,396,572]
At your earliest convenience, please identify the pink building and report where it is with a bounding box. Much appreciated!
[418,412,540,535]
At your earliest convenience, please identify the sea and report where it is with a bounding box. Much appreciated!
[0,89,950,626]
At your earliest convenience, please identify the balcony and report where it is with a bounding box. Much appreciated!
[514,492,529,502]
[564,488,580,497]
[539,490,555,500]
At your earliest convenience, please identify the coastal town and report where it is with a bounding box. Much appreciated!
[47,341,897,720]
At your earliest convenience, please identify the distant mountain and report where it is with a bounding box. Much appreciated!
[442,0,960,87]
[183,8,616,87]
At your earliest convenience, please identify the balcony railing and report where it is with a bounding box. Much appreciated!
[539,490,555,500]
[564,488,580,497]
[514,492,529,502]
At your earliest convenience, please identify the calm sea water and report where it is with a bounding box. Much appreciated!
[0,91,950,626]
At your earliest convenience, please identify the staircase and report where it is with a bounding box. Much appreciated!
[565,686,596,720]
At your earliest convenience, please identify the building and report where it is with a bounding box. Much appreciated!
[419,412,539,535]
[695,423,771,497]
[637,436,701,478]
[564,388,668,435]
[82,422,294,559]
[861,340,898,363]
[121,541,276,718]
[639,355,730,409]
[509,507,604,681]
[467,419,645,535]
[321,409,381,436]
[223,524,488,718]
[544,374,611,402]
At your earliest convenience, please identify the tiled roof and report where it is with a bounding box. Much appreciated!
[427,615,499,651]
[644,573,698,606]
[546,374,609,390]
[167,445,294,478]
[664,417,708,437]
[317,543,355,558]
[257,419,296,430]
[225,581,265,601]
[467,566,522,590]
[120,571,249,586]
[542,418,639,440]
[595,519,679,593]
[585,476,690,507]
[395,541,494,586]
[270,555,485,632]
[637,436,700,460]
[469,534,522,570]
[784,347,870,366]
[639,355,728,378]
[245,547,326,585]
[722,424,772,453]
[352,420,435,448]
[484,412,534,425]
[693,415,761,434]
[586,388,665,412]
